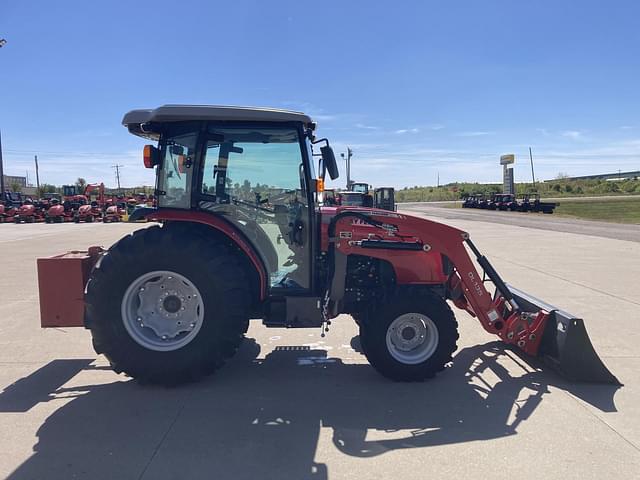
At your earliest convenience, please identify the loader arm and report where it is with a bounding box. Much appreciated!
[331,210,619,384]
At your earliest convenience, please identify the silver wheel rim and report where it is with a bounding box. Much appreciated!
[121,270,204,352]
[385,313,439,364]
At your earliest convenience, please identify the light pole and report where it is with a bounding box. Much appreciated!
[340,148,353,190]
[0,39,6,196]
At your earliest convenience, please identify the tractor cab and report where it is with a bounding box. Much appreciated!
[126,105,339,295]
[373,187,396,211]
[347,182,373,206]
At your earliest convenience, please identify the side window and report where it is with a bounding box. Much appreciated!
[158,130,198,209]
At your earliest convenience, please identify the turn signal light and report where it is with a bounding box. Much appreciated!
[317,177,325,193]
[143,145,160,169]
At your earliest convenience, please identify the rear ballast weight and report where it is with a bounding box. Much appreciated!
[36,104,619,386]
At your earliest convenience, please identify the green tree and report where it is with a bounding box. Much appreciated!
[75,177,87,192]
[38,184,58,197]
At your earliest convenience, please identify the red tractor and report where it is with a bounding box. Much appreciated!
[13,198,45,223]
[44,198,66,223]
[37,105,618,387]
[0,192,20,223]
[0,202,17,223]
[73,183,105,223]
[102,198,125,223]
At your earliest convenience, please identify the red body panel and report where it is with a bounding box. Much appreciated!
[18,204,36,216]
[320,206,449,284]
[144,209,268,299]
[47,205,65,217]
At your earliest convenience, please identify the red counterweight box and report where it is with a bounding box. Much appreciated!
[37,248,103,328]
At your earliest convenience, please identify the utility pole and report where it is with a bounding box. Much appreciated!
[112,164,124,193]
[437,171,440,188]
[34,155,40,194]
[529,147,536,190]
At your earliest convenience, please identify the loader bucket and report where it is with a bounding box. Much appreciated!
[506,286,621,385]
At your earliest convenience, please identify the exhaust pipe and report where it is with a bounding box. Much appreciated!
[506,286,621,385]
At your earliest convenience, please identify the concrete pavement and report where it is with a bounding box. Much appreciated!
[0,218,639,479]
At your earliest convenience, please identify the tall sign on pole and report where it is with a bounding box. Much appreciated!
[500,154,515,195]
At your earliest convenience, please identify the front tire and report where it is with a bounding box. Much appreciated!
[85,224,252,385]
[359,292,458,381]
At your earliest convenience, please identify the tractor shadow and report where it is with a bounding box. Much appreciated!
[1,339,620,480]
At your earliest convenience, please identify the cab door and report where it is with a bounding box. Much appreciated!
[197,124,313,292]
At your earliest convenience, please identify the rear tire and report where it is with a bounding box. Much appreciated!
[359,292,458,381]
[85,224,252,385]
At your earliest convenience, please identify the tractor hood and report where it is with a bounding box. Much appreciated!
[319,205,467,254]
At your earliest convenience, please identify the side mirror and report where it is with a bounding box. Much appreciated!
[320,145,339,180]
[143,145,161,169]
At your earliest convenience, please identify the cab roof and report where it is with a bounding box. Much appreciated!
[122,104,314,140]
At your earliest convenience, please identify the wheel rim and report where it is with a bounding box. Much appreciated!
[385,313,439,364]
[121,270,205,352]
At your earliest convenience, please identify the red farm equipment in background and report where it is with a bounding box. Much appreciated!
[13,198,46,223]
[73,183,105,223]
[0,192,22,223]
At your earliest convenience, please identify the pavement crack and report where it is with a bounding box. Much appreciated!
[137,401,186,480]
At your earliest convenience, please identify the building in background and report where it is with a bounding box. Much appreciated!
[2,174,27,190]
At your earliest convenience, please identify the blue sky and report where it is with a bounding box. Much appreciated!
[1,0,639,189]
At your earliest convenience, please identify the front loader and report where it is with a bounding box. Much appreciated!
[36,105,618,386]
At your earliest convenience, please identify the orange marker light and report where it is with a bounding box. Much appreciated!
[317,177,325,193]
[143,145,155,168]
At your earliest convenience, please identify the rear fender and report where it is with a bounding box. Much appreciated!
[144,209,268,299]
